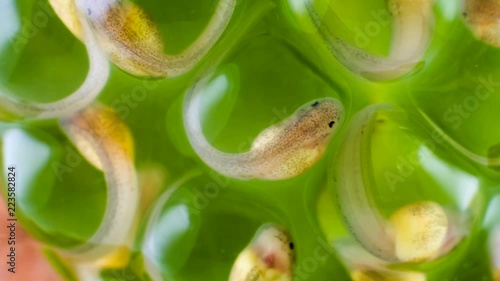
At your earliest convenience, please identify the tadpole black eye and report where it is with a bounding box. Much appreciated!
[328,121,335,128]
[311,101,319,107]
[289,242,294,250]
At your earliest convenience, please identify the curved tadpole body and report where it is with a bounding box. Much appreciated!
[0,0,109,121]
[74,0,236,77]
[183,78,344,180]
[334,104,466,263]
[418,112,500,168]
[229,224,295,281]
[305,0,434,81]
[59,104,138,260]
[463,0,500,47]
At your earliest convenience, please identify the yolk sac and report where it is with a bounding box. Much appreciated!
[0,0,110,121]
[67,0,236,77]
[94,246,131,268]
[333,103,467,263]
[59,104,138,260]
[49,0,85,40]
[303,0,434,81]
[351,269,426,281]
[335,239,427,281]
[388,201,449,262]
[229,224,295,281]
[183,77,344,180]
[137,164,167,213]
[463,0,500,47]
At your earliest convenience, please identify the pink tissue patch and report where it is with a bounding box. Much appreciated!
[0,199,62,281]
[264,254,275,268]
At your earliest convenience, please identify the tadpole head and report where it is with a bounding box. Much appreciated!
[308,98,343,134]
[250,224,296,273]
[229,224,295,281]
[290,97,344,151]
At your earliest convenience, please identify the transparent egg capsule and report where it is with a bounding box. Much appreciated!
[326,103,480,267]
[0,0,110,120]
[405,1,500,173]
[177,32,349,181]
[138,173,294,280]
[0,123,107,251]
[63,0,238,78]
[282,0,436,81]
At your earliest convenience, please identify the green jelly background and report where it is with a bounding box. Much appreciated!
[1,0,500,280]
